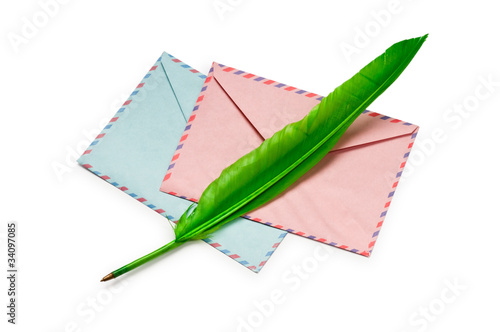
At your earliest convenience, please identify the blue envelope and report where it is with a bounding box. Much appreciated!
[78,52,286,272]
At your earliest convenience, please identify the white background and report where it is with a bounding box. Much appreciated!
[1,0,499,331]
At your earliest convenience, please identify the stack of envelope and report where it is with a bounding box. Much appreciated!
[79,52,418,271]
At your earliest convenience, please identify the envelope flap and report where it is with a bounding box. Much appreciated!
[213,63,321,140]
[213,63,418,150]
[161,53,205,122]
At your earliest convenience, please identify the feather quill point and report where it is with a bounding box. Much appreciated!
[101,35,427,280]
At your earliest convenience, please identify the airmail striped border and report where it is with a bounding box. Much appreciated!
[219,66,325,100]
[163,62,419,257]
[205,232,286,273]
[368,129,418,255]
[78,54,283,273]
[80,163,171,217]
[81,53,207,156]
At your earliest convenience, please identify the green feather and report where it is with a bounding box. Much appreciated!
[175,34,428,242]
[104,35,427,280]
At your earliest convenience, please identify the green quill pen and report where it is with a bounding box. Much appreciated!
[101,35,427,281]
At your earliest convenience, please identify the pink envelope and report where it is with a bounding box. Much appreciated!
[160,62,418,257]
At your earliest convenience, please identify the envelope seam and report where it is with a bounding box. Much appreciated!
[213,74,266,141]
[161,61,188,123]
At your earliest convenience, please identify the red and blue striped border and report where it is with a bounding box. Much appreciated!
[367,129,418,255]
[81,163,172,217]
[161,64,216,183]
[163,62,419,257]
[205,232,286,273]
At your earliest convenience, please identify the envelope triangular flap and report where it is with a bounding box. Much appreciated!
[213,63,418,151]
[161,53,202,122]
